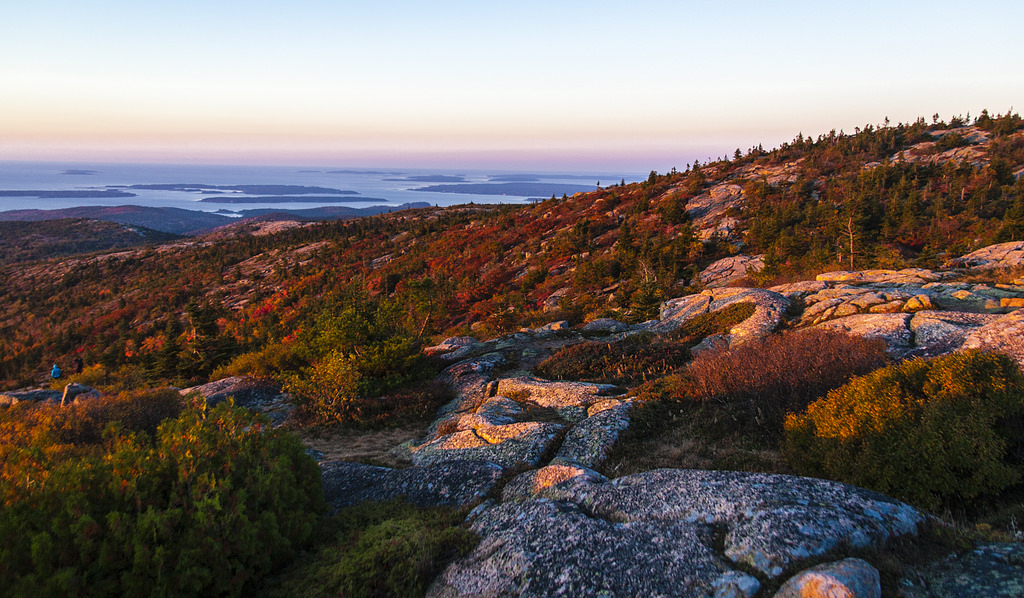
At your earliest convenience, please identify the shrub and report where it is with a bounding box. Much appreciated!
[785,351,1024,511]
[259,500,478,598]
[0,402,324,597]
[534,302,756,385]
[535,333,690,385]
[212,342,306,380]
[286,350,362,423]
[55,387,185,444]
[686,329,889,441]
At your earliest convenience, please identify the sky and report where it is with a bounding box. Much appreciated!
[1,0,1022,172]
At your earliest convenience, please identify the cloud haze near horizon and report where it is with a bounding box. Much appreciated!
[1,0,1021,172]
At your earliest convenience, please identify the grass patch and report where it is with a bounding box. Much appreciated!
[257,500,478,598]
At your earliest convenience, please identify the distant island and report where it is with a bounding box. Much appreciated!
[487,175,541,182]
[0,189,136,199]
[326,169,405,176]
[384,175,468,183]
[411,182,597,196]
[59,169,100,176]
[124,184,359,195]
[199,195,389,204]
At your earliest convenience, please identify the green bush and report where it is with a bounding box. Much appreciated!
[785,351,1024,511]
[286,350,362,423]
[258,500,478,598]
[0,401,324,597]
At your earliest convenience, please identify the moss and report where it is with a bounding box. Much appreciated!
[257,500,478,598]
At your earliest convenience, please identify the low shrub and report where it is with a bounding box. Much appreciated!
[600,328,889,476]
[286,350,362,423]
[212,342,307,380]
[55,386,185,444]
[534,333,690,385]
[785,350,1024,511]
[258,500,478,598]
[0,401,324,597]
[534,302,756,385]
[686,329,889,441]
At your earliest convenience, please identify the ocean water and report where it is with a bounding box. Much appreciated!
[0,161,640,214]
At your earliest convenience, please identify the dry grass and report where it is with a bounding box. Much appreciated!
[297,424,429,468]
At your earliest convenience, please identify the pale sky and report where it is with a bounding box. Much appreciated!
[1,0,1021,171]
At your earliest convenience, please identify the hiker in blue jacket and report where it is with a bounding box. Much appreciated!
[51,363,61,379]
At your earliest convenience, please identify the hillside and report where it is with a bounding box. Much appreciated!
[3,110,1024,596]
[2,111,1022,389]
[0,218,183,266]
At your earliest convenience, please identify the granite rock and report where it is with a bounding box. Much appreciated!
[321,460,503,510]
[774,557,880,598]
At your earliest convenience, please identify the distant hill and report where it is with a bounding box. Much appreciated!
[0,202,432,236]
[0,205,234,236]
[0,218,182,266]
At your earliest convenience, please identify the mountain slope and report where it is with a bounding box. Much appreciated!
[1,111,1022,388]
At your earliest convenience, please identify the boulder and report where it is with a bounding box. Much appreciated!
[320,460,503,510]
[534,320,569,334]
[775,558,880,598]
[582,318,631,334]
[424,336,484,361]
[60,383,101,407]
[434,352,506,417]
[501,463,608,502]
[699,255,765,288]
[180,376,293,426]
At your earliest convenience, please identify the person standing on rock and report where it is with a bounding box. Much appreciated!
[51,363,62,379]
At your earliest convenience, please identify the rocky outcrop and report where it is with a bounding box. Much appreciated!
[319,241,1024,597]
[410,421,565,469]
[961,309,1024,368]
[430,469,922,597]
[699,254,765,288]
[0,388,62,406]
[495,376,621,411]
[652,287,790,345]
[899,542,1024,597]
[180,376,293,426]
[945,240,1024,270]
[321,460,504,510]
